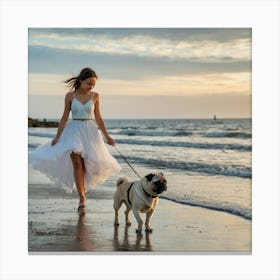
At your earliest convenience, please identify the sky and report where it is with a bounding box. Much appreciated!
[28,28,251,119]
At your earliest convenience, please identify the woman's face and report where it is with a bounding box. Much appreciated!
[80,77,97,93]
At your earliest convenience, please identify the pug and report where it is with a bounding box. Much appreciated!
[114,173,167,234]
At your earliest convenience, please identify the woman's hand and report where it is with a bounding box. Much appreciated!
[106,136,115,146]
[51,137,59,146]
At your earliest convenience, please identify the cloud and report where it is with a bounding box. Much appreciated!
[28,28,251,79]
[28,29,251,119]
[29,28,251,63]
[28,45,251,79]
[29,28,251,43]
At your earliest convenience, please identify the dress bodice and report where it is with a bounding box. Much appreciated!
[71,92,95,119]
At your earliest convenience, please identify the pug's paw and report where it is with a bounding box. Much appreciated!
[136,228,143,235]
[145,227,153,233]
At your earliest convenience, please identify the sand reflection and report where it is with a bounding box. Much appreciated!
[75,215,153,252]
[75,214,96,251]
[113,225,153,252]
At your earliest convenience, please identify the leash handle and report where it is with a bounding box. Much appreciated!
[114,145,142,179]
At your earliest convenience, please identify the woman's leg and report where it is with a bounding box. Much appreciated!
[70,152,86,206]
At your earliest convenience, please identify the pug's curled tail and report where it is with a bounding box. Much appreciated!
[116,177,130,187]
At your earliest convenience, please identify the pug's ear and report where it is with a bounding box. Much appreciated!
[145,173,155,181]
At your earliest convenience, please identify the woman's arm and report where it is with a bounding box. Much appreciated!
[51,92,71,146]
[94,93,115,146]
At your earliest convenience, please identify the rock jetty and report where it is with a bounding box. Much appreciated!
[28,117,58,127]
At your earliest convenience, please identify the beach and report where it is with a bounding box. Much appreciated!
[28,118,252,253]
[28,183,251,253]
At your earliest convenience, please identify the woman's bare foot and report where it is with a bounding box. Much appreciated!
[78,197,86,215]
[78,204,86,215]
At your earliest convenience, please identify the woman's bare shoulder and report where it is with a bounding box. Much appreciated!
[62,92,74,107]
[65,91,74,100]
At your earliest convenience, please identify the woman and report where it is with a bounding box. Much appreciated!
[29,67,121,215]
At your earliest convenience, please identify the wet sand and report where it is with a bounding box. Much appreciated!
[28,184,251,253]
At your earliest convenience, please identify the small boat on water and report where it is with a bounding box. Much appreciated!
[213,114,223,124]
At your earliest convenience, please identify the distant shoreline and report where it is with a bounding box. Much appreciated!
[28,117,252,128]
[29,117,252,122]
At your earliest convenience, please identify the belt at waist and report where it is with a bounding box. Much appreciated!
[72,118,93,121]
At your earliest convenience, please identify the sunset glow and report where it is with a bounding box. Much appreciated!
[28,28,251,118]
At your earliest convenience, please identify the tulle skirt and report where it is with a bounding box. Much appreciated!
[29,120,121,193]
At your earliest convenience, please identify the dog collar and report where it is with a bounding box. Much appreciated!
[142,185,159,199]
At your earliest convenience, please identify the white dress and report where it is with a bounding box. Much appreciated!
[29,92,121,193]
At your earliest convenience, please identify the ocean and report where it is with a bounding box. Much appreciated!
[28,118,252,220]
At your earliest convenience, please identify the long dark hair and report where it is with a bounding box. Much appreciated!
[64,67,98,90]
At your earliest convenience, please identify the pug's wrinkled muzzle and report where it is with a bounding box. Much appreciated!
[153,180,167,194]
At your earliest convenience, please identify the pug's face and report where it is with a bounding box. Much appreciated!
[145,173,167,194]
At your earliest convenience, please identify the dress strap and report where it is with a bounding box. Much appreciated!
[72,91,76,98]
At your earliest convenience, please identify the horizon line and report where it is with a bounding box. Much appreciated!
[28,116,252,121]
